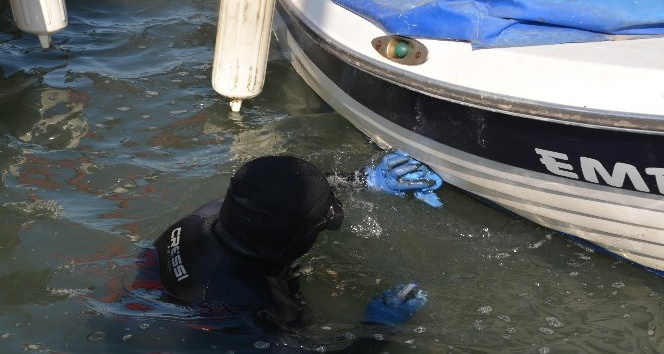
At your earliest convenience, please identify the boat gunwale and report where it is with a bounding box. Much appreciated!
[276,0,664,135]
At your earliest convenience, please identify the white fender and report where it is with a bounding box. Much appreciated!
[212,0,276,112]
[9,0,68,49]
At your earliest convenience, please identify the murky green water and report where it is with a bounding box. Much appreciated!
[0,1,662,353]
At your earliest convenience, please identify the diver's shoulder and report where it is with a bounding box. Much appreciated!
[192,198,224,218]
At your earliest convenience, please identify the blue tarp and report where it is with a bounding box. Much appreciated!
[333,0,664,48]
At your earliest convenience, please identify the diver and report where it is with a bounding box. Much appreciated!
[150,152,442,348]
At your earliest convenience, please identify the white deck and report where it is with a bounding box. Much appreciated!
[284,0,664,123]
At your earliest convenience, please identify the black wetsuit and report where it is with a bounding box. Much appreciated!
[153,170,367,323]
[154,198,308,330]
[150,172,404,353]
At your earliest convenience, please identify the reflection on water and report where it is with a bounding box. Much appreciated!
[0,0,663,353]
[18,88,89,149]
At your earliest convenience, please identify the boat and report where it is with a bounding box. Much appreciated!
[267,0,664,275]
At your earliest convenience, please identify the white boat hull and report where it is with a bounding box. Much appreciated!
[273,0,664,274]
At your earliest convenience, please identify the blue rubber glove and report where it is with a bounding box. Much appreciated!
[401,157,444,207]
[365,151,444,207]
[364,283,428,326]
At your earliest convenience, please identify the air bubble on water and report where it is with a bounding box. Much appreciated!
[575,243,594,253]
[648,329,655,336]
[1,333,10,339]
[405,339,415,345]
[576,253,591,260]
[116,107,130,111]
[569,272,579,277]
[344,332,355,340]
[612,282,625,289]
[254,341,270,349]
[506,327,517,334]
[321,326,332,330]
[474,320,485,331]
[529,240,546,249]
[373,334,384,341]
[170,110,189,115]
[313,346,326,352]
[87,331,106,342]
[545,316,564,328]
[477,306,492,315]
[497,315,511,322]
[146,91,159,96]
[539,327,555,335]
[350,215,383,238]
[50,288,89,297]
[413,326,427,334]
[139,323,150,330]
[25,343,45,351]
[538,347,550,354]
[122,334,132,341]
[142,115,150,119]
[296,265,313,277]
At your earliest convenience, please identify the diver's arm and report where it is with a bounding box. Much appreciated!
[342,283,427,352]
[326,152,444,207]
[298,283,428,353]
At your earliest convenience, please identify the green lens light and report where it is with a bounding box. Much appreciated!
[393,41,409,58]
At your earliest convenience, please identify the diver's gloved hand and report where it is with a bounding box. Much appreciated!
[364,283,428,326]
[365,151,444,207]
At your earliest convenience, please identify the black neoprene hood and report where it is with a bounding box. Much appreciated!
[219,156,343,267]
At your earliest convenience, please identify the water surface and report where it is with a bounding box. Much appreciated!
[0,1,662,353]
